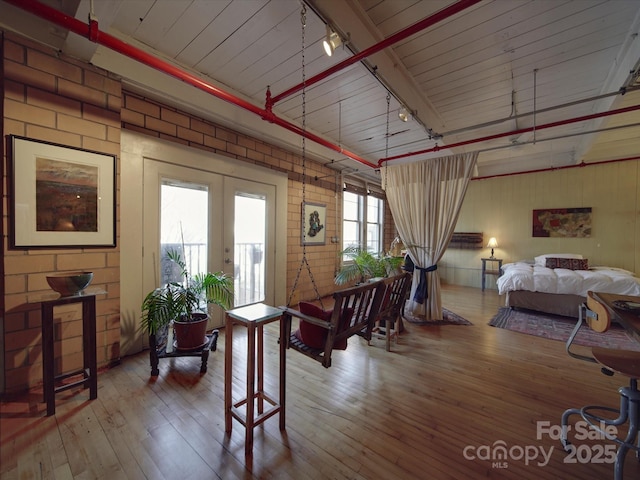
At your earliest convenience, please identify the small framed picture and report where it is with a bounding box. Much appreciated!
[9,135,116,248]
[301,202,326,245]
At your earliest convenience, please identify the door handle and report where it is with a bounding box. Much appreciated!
[225,258,232,264]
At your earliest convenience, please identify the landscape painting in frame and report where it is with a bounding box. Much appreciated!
[532,207,592,238]
[10,135,116,248]
[301,202,326,245]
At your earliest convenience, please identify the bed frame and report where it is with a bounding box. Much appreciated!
[505,290,585,318]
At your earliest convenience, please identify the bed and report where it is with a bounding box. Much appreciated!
[496,253,640,318]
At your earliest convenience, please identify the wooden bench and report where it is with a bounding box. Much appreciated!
[280,279,386,368]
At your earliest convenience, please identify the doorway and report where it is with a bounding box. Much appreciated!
[143,161,276,329]
[120,131,288,356]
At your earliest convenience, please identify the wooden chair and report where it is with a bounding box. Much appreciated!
[564,291,612,365]
[281,279,385,368]
[561,291,640,480]
[371,272,412,351]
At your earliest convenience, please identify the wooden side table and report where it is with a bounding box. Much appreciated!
[39,292,103,416]
[224,303,285,455]
[481,258,503,291]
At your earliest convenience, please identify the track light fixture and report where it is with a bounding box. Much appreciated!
[398,107,410,122]
[323,25,342,57]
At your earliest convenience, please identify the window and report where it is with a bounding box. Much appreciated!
[367,196,383,253]
[342,190,384,253]
[343,191,361,250]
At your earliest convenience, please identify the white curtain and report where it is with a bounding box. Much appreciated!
[381,153,478,321]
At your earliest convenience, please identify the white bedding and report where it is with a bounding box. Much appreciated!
[497,262,640,297]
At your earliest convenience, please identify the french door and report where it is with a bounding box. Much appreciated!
[143,160,275,330]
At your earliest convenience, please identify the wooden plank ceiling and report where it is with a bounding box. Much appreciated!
[1,0,640,183]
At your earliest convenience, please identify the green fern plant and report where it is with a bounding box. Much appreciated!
[334,246,404,285]
[140,249,234,335]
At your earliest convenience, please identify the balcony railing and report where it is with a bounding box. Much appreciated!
[160,242,264,307]
[235,242,265,306]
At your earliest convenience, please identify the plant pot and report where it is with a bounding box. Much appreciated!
[173,313,208,351]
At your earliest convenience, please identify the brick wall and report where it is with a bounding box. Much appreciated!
[1,31,395,393]
[2,33,121,392]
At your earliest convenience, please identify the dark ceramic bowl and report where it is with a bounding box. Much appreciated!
[46,271,94,296]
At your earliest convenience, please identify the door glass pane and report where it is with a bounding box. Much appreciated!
[160,180,208,286]
[234,193,266,306]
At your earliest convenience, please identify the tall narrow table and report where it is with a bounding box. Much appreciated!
[36,290,105,416]
[224,303,285,455]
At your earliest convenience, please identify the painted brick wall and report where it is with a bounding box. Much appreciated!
[2,32,121,392]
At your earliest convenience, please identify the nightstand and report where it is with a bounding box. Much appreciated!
[481,258,503,291]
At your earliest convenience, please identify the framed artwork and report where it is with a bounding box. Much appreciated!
[301,202,326,245]
[10,135,116,248]
[532,207,592,238]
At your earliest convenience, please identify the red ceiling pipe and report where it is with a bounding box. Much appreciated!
[5,0,377,169]
[378,103,640,165]
[268,0,482,107]
[5,0,265,116]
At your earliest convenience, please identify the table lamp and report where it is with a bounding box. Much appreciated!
[487,237,498,259]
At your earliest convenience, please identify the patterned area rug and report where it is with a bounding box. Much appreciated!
[404,308,472,326]
[489,307,640,351]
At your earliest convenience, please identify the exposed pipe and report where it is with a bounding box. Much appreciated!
[478,120,640,155]
[4,0,378,169]
[472,155,640,181]
[532,69,538,144]
[439,85,640,138]
[378,103,640,165]
[268,0,482,106]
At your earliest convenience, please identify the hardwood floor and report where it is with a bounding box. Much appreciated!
[2,285,639,479]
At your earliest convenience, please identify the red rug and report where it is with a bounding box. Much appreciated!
[489,307,640,351]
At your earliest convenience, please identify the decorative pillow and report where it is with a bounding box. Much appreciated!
[294,302,331,349]
[293,302,354,350]
[545,257,589,270]
[534,253,583,266]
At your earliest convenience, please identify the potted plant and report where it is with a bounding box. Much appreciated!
[334,246,404,285]
[141,249,234,350]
